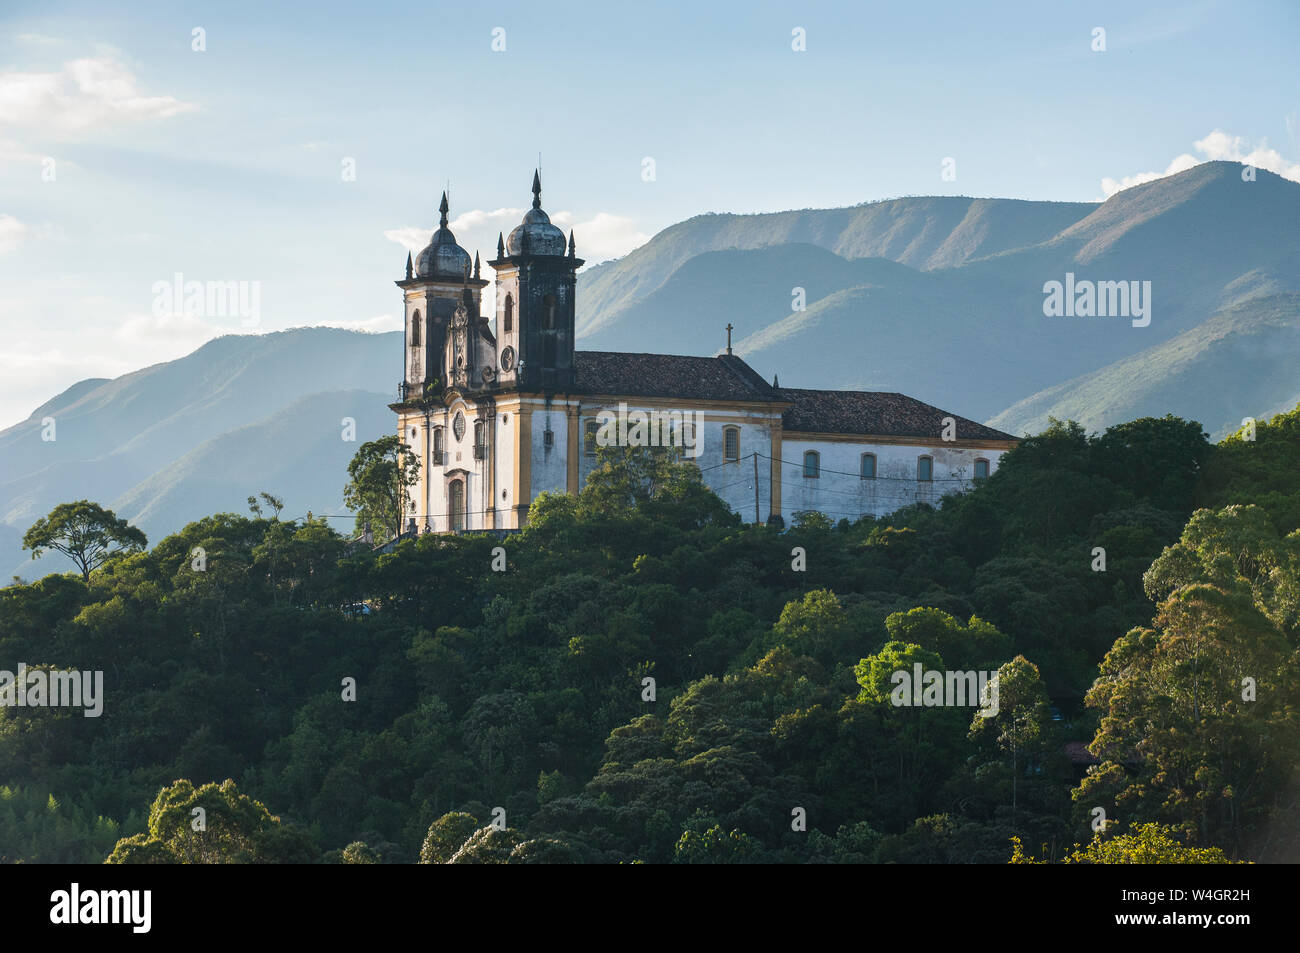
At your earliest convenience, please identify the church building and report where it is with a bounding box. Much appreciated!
[390,173,1017,533]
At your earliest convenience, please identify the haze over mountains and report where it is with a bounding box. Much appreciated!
[3,160,1296,580]
[0,329,394,580]
[578,161,1300,429]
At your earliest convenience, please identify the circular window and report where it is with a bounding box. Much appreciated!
[501,346,515,371]
[453,412,466,441]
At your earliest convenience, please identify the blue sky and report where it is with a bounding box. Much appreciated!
[1,0,1297,428]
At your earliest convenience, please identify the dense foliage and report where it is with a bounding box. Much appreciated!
[1,408,1297,863]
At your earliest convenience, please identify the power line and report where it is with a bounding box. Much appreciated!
[755,450,983,483]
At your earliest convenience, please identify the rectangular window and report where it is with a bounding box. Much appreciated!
[584,420,599,456]
[861,453,876,479]
[724,427,740,461]
[803,451,820,478]
[918,457,933,482]
[974,458,989,480]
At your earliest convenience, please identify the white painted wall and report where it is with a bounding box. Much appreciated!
[780,438,1006,520]
[496,410,516,529]
[530,407,569,498]
[413,397,1007,533]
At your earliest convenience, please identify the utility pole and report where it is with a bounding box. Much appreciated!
[753,451,760,524]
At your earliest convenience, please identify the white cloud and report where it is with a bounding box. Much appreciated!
[0,346,114,428]
[1102,130,1300,197]
[385,207,649,267]
[548,211,650,264]
[0,313,224,431]
[0,215,30,254]
[301,315,403,333]
[384,206,650,321]
[0,138,45,165]
[0,54,197,137]
[383,225,429,256]
[113,311,225,354]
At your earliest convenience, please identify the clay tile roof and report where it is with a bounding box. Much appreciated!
[570,351,1016,443]
[574,351,778,402]
[778,387,1016,441]
[1064,742,1101,765]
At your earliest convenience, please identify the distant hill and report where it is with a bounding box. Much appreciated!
[579,161,1300,431]
[577,195,1092,339]
[579,243,927,356]
[0,328,397,581]
[110,388,392,535]
[989,295,1300,440]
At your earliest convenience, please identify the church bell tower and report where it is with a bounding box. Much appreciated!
[396,192,488,399]
[489,171,583,392]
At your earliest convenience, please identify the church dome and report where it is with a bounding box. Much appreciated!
[506,171,567,256]
[415,193,472,280]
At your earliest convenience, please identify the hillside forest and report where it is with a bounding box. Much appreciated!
[1,406,1298,864]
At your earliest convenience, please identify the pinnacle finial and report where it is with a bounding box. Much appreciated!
[439,191,449,228]
[405,251,413,279]
[568,230,576,257]
[497,232,505,258]
[531,169,542,209]
[474,251,481,279]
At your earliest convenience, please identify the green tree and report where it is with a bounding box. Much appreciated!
[968,655,1055,822]
[673,825,760,863]
[1197,403,1300,533]
[1079,545,1300,857]
[419,811,480,863]
[343,435,420,540]
[22,500,147,582]
[340,841,380,863]
[105,779,317,864]
[885,607,1012,672]
[246,491,285,519]
[579,443,739,529]
[1011,822,1239,864]
[448,825,522,863]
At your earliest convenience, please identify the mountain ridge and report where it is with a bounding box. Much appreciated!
[5,161,1297,581]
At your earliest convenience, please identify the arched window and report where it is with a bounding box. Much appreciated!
[860,452,876,479]
[432,427,444,462]
[473,420,485,456]
[543,293,556,330]
[448,480,465,532]
[803,450,820,479]
[723,426,740,462]
[584,419,600,456]
[917,455,933,482]
[410,309,421,347]
[974,458,990,480]
[503,294,513,334]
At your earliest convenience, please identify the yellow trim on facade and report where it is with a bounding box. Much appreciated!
[770,423,783,520]
[515,408,532,526]
[566,405,580,495]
